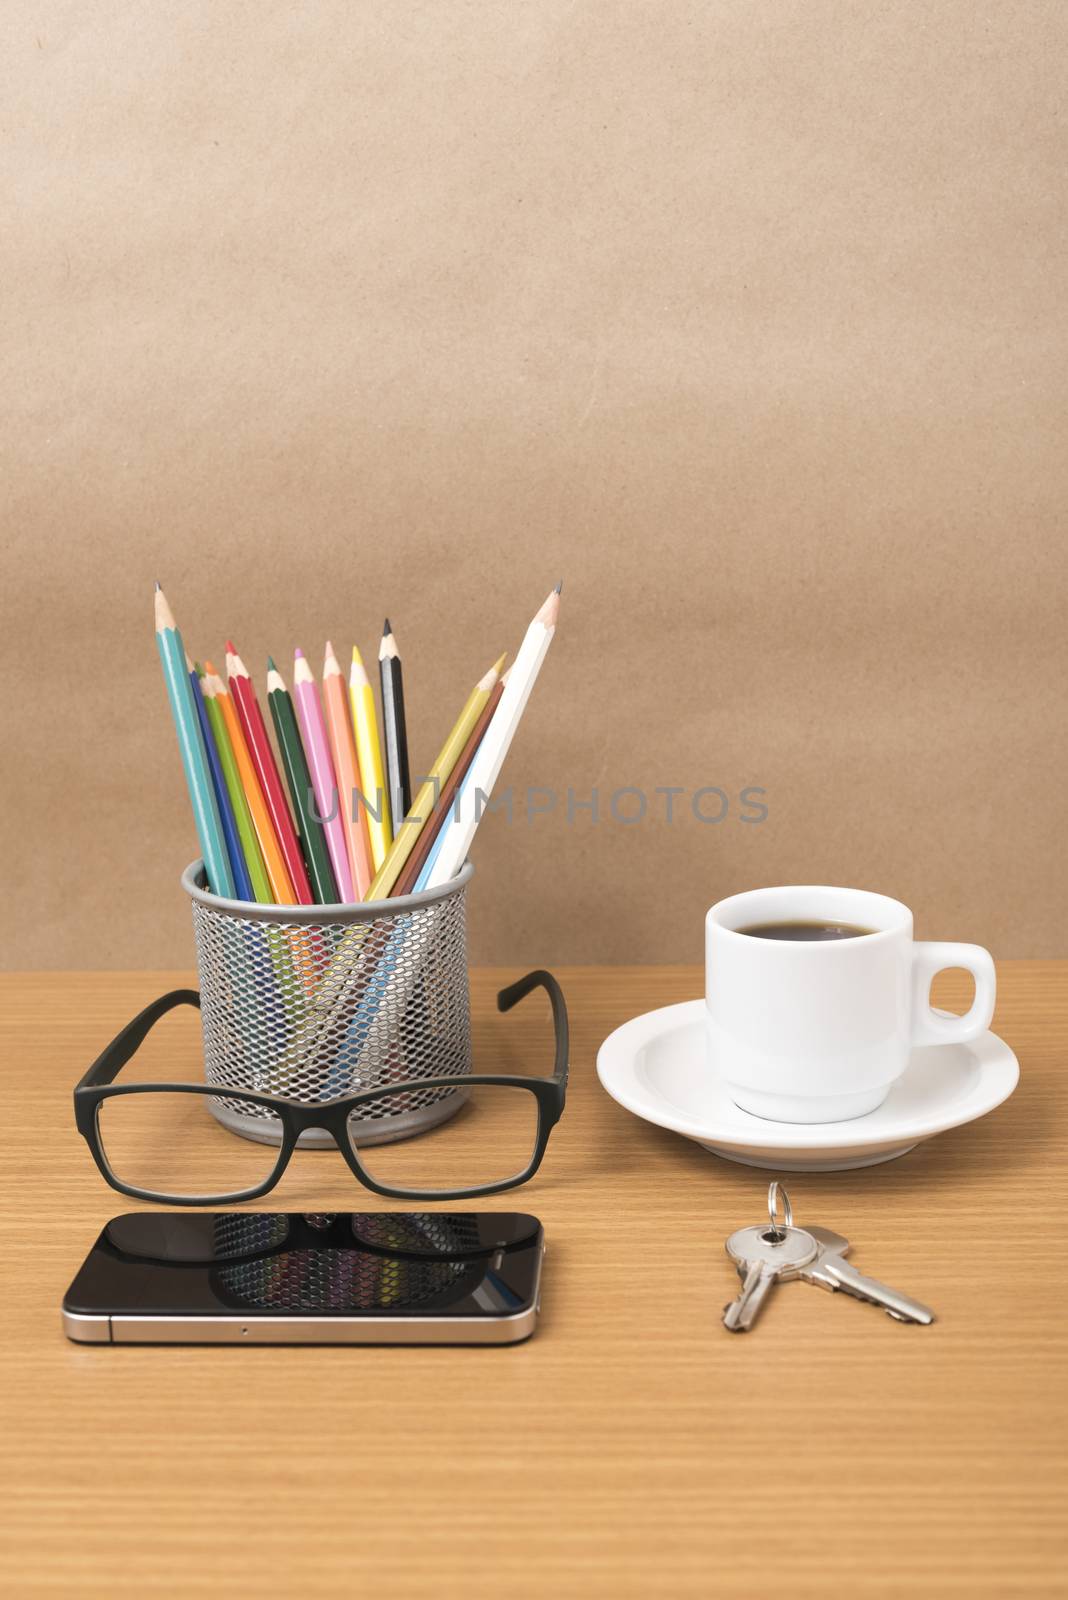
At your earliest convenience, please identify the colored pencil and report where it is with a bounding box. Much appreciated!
[412,670,513,894]
[292,649,355,903]
[349,644,392,871]
[205,661,296,905]
[227,643,313,906]
[200,666,273,903]
[425,585,560,888]
[391,674,505,897]
[379,619,412,823]
[153,585,235,897]
[187,654,253,901]
[366,653,506,900]
[204,663,308,1007]
[267,657,340,905]
[322,642,374,898]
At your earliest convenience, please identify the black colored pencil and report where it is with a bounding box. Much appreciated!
[378,619,412,821]
[266,657,340,904]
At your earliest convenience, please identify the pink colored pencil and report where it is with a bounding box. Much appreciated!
[292,648,356,902]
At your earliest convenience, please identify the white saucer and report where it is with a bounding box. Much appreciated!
[596,1001,1019,1171]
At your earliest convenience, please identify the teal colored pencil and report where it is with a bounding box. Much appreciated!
[153,584,236,896]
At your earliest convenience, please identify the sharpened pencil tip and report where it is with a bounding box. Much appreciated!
[154,579,162,592]
[535,586,562,627]
[382,617,392,635]
[267,655,276,671]
[153,584,177,634]
[554,579,563,593]
[294,646,304,659]
[226,639,237,655]
[203,659,216,675]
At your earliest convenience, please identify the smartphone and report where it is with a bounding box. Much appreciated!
[62,1211,544,1346]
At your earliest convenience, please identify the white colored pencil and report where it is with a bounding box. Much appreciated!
[424,584,561,887]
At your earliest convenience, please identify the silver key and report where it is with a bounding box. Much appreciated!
[723,1223,818,1332]
[801,1226,935,1325]
[722,1181,817,1333]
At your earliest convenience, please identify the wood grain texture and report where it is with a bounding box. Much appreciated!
[2,963,1066,1598]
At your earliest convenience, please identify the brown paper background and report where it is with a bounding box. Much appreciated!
[3,1,1066,969]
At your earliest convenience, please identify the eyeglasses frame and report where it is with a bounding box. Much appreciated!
[73,968,569,1206]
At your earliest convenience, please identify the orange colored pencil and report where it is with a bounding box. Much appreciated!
[202,661,296,905]
[322,641,374,897]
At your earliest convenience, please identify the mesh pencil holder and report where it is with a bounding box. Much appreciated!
[181,860,474,1149]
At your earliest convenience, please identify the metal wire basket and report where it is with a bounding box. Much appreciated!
[181,861,473,1148]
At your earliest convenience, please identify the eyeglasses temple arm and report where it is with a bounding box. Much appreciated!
[496,969,569,1087]
[75,989,201,1089]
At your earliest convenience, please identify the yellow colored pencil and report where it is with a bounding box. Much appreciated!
[366,653,506,900]
[349,645,392,871]
[322,641,374,898]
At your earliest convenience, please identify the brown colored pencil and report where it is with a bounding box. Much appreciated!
[391,673,506,897]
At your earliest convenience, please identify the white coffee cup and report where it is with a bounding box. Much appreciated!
[705,885,996,1123]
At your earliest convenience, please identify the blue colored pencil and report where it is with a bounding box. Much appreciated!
[153,584,236,897]
[188,654,254,900]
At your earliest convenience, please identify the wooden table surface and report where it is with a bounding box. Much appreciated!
[2,963,1066,1598]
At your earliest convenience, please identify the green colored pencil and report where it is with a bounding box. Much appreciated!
[266,657,340,905]
[199,664,273,904]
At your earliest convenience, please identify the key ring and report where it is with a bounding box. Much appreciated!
[767,1181,792,1240]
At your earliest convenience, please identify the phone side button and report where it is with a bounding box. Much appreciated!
[62,1310,112,1344]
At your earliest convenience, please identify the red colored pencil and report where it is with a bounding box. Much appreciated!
[226,642,314,905]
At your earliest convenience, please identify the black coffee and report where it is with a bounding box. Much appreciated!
[739,920,875,942]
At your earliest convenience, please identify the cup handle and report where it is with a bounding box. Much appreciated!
[910,942,996,1048]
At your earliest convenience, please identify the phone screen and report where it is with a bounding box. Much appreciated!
[64,1212,542,1325]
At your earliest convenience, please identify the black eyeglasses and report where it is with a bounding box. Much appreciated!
[74,970,568,1206]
